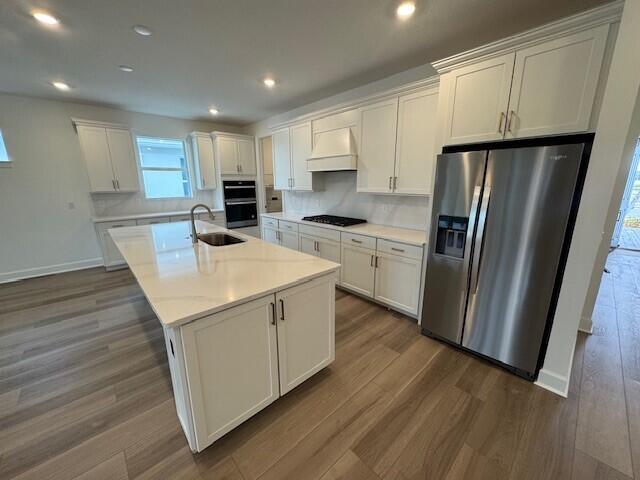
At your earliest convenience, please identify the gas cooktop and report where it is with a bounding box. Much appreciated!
[301,215,367,227]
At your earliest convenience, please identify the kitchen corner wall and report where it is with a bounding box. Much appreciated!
[0,93,240,282]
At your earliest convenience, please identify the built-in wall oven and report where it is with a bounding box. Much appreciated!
[223,180,258,228]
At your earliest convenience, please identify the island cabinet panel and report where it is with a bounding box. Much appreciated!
[276,275,336,395]
[180,295,280,452]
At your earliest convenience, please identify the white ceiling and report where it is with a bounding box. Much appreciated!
[0,0,613,125]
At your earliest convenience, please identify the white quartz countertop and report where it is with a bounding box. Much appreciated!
[109,221,340,328]
[93,209,225,223]
[261,212,427,246]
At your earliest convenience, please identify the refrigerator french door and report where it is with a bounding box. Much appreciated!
[421,141,587,379]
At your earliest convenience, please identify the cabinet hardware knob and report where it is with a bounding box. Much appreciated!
[393,176,397,190]
[169,339,175,357]
[498,112,505,133]
[507,110,515,132]
[370,254,374,267]
[279,299,285,321]
[388,176,392,190]
[375,256,379,268]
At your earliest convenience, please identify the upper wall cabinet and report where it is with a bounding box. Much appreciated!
[357,87,439,195]
[213,133,256,176]
[271,123,318,191]
[75,120,139,193]
[190,132,217,190]
[440,24,609,145]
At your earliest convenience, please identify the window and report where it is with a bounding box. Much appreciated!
[0,129,10,164]
[136,136,192,199]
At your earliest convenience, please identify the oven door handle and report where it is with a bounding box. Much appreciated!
[225,200,257,205]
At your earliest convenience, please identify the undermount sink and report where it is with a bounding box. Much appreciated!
[197,232,246,247]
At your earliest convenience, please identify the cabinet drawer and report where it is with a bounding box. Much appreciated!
[278,220,298,233]
[376,239,423,260]
[341,232,376,250]
[298,224,340,242]
[262,216,278,229]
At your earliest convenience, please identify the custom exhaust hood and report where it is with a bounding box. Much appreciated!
[307,128,357,171]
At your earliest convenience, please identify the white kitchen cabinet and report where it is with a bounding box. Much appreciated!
[506,25,608,139]
[105,128,139,192]
[276,275,335,394]
[357,98,399,193]
[261,226,298,250]
[394,89,439,195]
[190,133,217,190]
[95,220,137,269]
[443,53,515,146]
[271,124,316,191]
[214,133,256,175]
[237,137,257,175]
[76,123,140,193]
[440,25,609,145]
[299,234,340,264]
[180,295,280,450]
[290,122,313,191]
[374,251,422,315]
[272,128,291,190]
[262,226,280,245]
[340,243,375,297]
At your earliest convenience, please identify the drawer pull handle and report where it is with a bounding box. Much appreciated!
[351,239,362,244]
[391,247,405,253]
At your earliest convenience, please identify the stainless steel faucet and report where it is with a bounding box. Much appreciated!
[190,204,215,244]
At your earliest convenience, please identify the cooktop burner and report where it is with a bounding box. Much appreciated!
[301,215,367,227]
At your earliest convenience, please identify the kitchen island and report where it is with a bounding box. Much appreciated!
[110,220,340,452]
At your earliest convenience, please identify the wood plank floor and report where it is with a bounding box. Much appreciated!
[0,250,638,480]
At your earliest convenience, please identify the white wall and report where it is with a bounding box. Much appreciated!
[0,93,240,282]
[537,0,640,396]
[245,63,436,231]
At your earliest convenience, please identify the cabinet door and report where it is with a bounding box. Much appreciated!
[217,136,239,175]
[394,89,439,195]
[340,244,375,297]
[181,295,280,451]
[506,25,608,139]
[290,122,313,191]
[316,237,340,264]
[374,252,422,315]
[299,234,319,257]
[106,128,139,192]
[262,227,279,245]
[276,274,335,394]
[272,128,291,191]
[237,137,256,175]
[357,98,398,193]
[97,220,136,267]
[280,230,299,251]
[77,125,116,192]
[193,135,217,189]
[443,53,515,145]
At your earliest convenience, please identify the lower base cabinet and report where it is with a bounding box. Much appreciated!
[340,243,375,297]
[262,227,300,250]
[373,251,422,314]
[165,273,335,452]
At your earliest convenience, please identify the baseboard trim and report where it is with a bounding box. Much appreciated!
[535,368,569,398]
[0,258,104,284]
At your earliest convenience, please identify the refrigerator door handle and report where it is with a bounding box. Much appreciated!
[461,185,483,296]
[470,186,491,294]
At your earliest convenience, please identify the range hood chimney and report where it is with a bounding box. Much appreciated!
[307,128,357,172]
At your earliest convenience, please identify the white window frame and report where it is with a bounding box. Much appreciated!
[0,128,12,167]
[136,135,193,199]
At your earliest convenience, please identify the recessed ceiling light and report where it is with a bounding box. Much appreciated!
[396,1,416,19]
[263,77,276,88]
[51,81,71,91]
[32,10,60,26]
[208,107,219,115]
[133,25,153,36]
[119,65,134,72]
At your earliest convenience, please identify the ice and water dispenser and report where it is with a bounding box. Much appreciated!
[435,216,468,259]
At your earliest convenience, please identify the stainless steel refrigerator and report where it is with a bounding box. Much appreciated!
[421,138,590,379]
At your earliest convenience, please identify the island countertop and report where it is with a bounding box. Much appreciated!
[109,220,340,328]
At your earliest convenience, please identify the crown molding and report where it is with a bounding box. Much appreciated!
[269,75,439,130]
[71,117,130,131]
[432,0,624,74]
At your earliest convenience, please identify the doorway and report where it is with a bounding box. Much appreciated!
[611,138,640,250]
